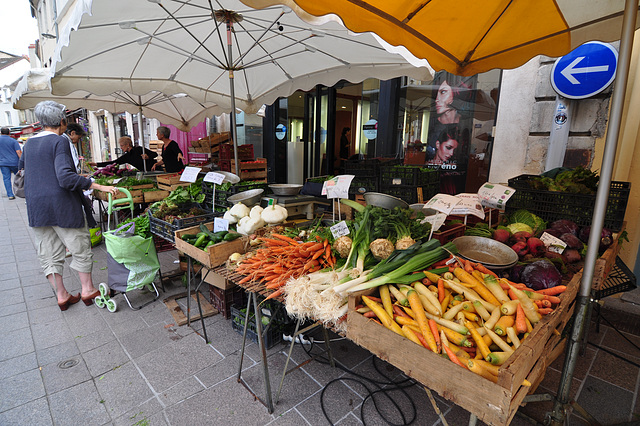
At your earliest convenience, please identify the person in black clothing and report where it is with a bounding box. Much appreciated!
[151,126,184,173]
[89,136,157,171]
[339,127,351,162]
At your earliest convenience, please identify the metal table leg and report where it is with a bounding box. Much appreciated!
[237,292,274,413]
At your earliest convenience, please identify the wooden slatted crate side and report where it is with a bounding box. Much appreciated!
[143,189,170,203]
[174,223,248,268]
[591,222,625,290]
[346,271,581,426]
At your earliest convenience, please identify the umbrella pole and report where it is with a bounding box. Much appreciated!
[227,19,240,177]
[138,102,147,173]
[549,0,637,424]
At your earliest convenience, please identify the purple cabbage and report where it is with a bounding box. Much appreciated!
[578,226,613,253]
[520,260,563,291]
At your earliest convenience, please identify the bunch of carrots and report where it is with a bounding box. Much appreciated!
[234,233,335,300]
[354,256,568,383]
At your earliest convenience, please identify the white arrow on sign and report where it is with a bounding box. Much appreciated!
[560,57,609,84]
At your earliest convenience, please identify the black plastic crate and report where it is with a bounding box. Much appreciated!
[210,286,246,319]
[379,184,440,205]
[593,256,637,299]
[505,174,630,232]
[152,235,175,252]
[148,207,221,243]
[349,177,378,195]
[201,181,270,210]
[230,304,283,349]
[380,164,440,188]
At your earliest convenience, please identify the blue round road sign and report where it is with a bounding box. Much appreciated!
[551,41,618,99]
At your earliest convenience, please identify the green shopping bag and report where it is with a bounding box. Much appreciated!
[104,222,160,292]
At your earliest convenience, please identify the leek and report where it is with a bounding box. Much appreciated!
[343,242,457,294]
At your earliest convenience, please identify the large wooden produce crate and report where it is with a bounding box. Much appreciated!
[94,183,153,203]
[156,173,191,191]
[174,223,247,268]
[590,222,625,291]
[220,158,268,181]
[142,189,170,203]
[347,274,580,426]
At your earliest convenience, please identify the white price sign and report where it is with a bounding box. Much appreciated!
[214,217,229,232]
[322,175,354,199]
[478,182,516,210]
[450,193,485,219]
[540,232,567,254]
[180,166,201,183]
[330,221,350,239]
[424,194,462,215]
[112,177,123,184]
[204,172,225,185]
[422,212,448,232]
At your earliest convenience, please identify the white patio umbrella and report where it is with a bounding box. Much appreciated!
[49,0,432,174]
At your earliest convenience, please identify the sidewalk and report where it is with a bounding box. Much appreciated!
[0,192,639,425]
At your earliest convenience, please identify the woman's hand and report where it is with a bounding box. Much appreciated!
[177,153,184,162]
[91,183,119,195]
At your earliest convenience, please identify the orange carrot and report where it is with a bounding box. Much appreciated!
[442,343,467,368]
[271,233,299,245]
[437,278,445,303]
[537,308,554,315]
[515,303,527,334]
[311,249,324,260]
[393,305,411,319]
[324,244,331,260]
[472,262,498,278]
[428,319,441,353]
[363,311,377,318]
[464,259,474,274]
[264,288,284,300]
[536,285,567,296]
[543,295,562,305]
[323,239,329,248]
[409,328,431,350]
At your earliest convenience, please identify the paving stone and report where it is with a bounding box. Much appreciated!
[119,322,182,359]
[94,361,155,419]
[164,377,273,425]
[295,385,362,426]
[0,397,53,426]
[112,397,166,426]
[158,375,206,406]
[36,342,81,367]
[588,348,639,391]
[22,283,54,302]
[27,305,64,326]
[0,278,21,291]
[31,318,75,350]
[74,330,118,353]
[25,296,57,311]
[0,311,29,333]
[333,412,364,425]
[19,274,48,287]
[135,333,223,392]
[83,341,130,377]
[0,327,34,362]
[0,301,26,318]
[63,306,109,337]
[48,380,111,425]
[0,368,46,412]
[40,356,92,395]
[576,376,634,425]
[0,271,19,282]
[195,352,256,388]
[0,287,25,306]
[0,352,38,381]
[267,408,312,425]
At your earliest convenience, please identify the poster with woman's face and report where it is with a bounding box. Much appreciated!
[426,72,476,195]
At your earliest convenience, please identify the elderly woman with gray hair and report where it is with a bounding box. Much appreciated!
[19,100,118,311]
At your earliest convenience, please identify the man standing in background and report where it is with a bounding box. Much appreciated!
[0,127,22,200]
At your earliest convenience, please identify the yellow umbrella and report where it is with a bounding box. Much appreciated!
[243,0,640,75]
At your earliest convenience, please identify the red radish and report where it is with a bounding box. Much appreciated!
[510,231,532,245]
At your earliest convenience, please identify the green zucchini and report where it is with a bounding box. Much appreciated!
[223,232,241,242]
[181,233,198,240]
[194,233,208,248]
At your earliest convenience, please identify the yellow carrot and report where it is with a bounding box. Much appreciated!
[494,315,515,336]
[388,285,408,306]
[483,274,510,304]
[472,300,491,321]
[436,324,473,347]
[440,293,451,315]
[379,285,393,318]
[500,300,520,316]
[463,311,481,322]
[486,351,512,365]
[474,359,500,376]
[423,270,441,284]
[362,296,403,337]
[395,316,418,328]
[414,282,443,316]
[453,268,501,306]
[506,327,521,349]
[508,284,542,324]
[407,290,438,353]
[484,326,514,353]
[401,325,423,347]
[443,302,466,320]
[467,321,491,359]
[484,306,502,330]
[467,359,497,382]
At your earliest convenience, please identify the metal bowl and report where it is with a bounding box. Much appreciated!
[227,188,264,206]
[218,171,240,184]
[269,184,303,196]
[452,236,518,269]
[363,192,410,210]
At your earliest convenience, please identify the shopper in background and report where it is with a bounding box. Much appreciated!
[20,100,118,311]
[63,122,85,173]
[89,136,157,171]
[0,127,21,200]
[152,126,184,172]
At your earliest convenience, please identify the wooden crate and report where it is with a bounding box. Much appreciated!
[174,223,247,268]
[158,182,191,191]
[156,173,183,185]
[143,189,170,203]
[591,222,625,291]
[346,273,580,426]
[94,187,146,203]
[230,158,267,181]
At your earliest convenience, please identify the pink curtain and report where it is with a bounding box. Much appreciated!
[161,122,208,163]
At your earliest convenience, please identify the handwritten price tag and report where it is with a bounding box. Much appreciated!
[204,172,225,185]
[214,217,229,232]
[330,221,350,239]
[540,232,567,254]
[180,167,201,183]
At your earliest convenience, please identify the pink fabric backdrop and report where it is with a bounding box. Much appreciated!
[162,122,208,163]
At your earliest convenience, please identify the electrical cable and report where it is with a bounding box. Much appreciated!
[300,330,421,426]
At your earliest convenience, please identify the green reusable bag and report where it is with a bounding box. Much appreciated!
[104,222,160,292]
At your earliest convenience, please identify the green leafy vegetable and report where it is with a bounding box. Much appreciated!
[507,209,546,235]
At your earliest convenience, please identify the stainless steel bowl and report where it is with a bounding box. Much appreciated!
[363,192,410,210]
[227,188,264,206]
[452,236,518,269]
[269,184,303,196]
[218,171,240,184]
